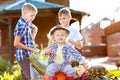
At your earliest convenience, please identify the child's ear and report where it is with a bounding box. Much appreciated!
[69,15,72,20]
[69,17,72,20]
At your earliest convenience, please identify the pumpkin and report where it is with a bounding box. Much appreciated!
[43,72,67,80]
[43,74,49,80]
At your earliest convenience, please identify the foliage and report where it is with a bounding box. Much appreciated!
[88,65,107,77]
[106,69,120,79]
[0,69,21,80]
[0,72,13,80]
[0,56,21,80]
[12,64,21,80]
[34,43,49,60]
[0,56,13,75]
[87,65,120,80]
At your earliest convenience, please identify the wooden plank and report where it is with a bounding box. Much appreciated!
[104,21,120,35]
[0,0,16,5]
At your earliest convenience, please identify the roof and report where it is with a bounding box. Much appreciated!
[0,0,63,14]
[104,21,120,36]
[0,0,88,16]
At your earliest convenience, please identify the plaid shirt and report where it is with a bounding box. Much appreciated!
[46,42,85,66]
[14,16,34,61]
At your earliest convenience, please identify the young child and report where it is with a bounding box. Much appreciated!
[44,27,88,80]
[14,3,38,80]
[47,7,83,50]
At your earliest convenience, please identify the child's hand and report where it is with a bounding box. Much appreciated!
[30,48,40,54]
[82,63,89,71]
[45,48,52,55]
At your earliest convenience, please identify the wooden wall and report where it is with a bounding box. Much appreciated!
[46,0,69,6]
[105,21,120,57]
[0,11,58,61]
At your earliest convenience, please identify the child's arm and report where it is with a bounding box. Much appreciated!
[81,63,88,71]
[69,39,83,50]
[69,46,88,70]
[14,36,37,53]
[44,48,52,55]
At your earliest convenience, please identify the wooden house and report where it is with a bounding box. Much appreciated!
[81,17,112,57]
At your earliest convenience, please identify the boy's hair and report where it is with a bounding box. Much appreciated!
[21,3,38,14]
[58,7,71,17]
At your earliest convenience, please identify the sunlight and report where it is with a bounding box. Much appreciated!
[70,0,120,29]
[86,57,117,69]
[100,20,111,29]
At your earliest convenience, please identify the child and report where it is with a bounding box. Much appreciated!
[44,27,88,80]
[14,3,38,80]
[47,7,83,50]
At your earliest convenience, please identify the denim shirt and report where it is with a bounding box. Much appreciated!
[45,42,85,66]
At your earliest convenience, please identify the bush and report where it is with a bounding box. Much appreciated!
[0,56,21,80]
[80,65,120,80]
[0,56,13,75]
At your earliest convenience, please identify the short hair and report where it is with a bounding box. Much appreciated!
[21,3,38,14]
[58,7,71,17]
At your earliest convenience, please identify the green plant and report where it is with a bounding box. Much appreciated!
[87,65,120,80]
[0,56,21,80]
[88,65,107,77]
[0,69,21,80]
[12,64,21,80]
[0,56,13,75]
[106,69,120,79]
[0,72,13,80]
[33,43,49,60]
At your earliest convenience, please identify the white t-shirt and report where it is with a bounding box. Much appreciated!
[53,45,64,64]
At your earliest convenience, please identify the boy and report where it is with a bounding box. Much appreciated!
[14,3,38,80]
[48,7,83,50]
[44,27,88,80]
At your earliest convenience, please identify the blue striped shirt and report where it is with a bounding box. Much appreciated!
[14,16,34,61]
[46,42,85,66]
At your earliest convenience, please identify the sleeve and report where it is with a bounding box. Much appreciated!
[14,21,26,37]
[43,43,54,55]
[30,23,35,30]
[69,47,85,64]
[74,29,83,41]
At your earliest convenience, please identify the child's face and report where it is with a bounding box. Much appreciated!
[58,14,71,27]
[53,30,68,44]
[23,10,37,23]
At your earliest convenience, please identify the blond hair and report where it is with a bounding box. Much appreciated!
[58,7,71,17]
[21,3,38,14]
